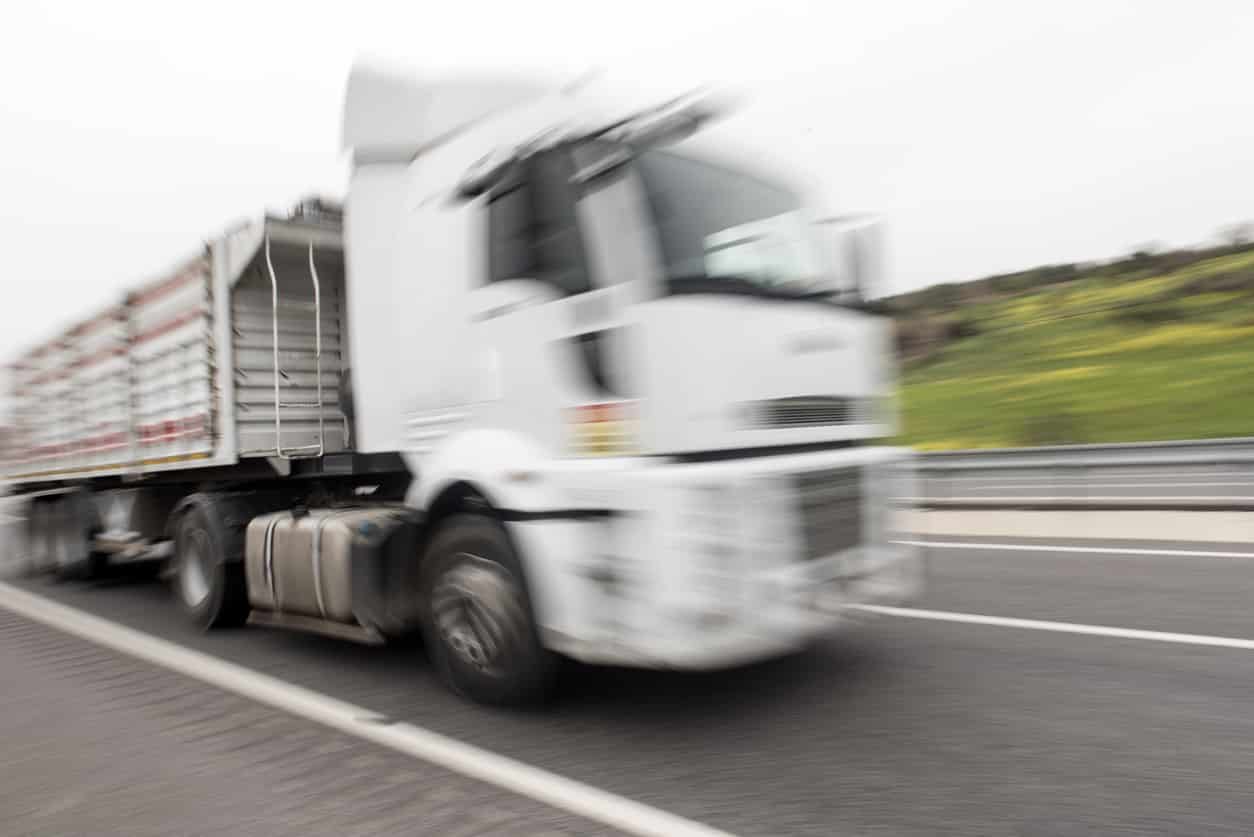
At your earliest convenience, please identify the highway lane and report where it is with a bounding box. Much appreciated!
[912,536,1254,638]
[9,537,1254,836]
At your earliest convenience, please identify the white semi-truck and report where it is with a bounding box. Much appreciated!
[3,65,921,704]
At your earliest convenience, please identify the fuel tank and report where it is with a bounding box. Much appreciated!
[245,506,420,632]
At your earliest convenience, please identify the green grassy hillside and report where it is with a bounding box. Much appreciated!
[891,246,1254,449]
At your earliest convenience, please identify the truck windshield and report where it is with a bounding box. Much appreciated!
[633,150,833,300]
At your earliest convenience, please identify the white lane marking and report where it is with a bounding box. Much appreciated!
[932,481,1254,490]
[0,582,731,837]
[895,539,1254,559]
[908,496,1254,506]
[927,471,1241,482]
[850,604,1254,651]
[940,475,1241,484]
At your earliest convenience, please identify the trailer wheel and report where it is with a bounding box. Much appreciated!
[52,492,100,581]
[174,503,250,630]
[27,501,57,575]
[421,514,556,706]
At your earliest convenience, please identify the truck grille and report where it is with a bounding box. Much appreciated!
[748,396,871,429]
[796,467,863,559]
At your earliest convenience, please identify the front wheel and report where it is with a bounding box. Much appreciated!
[421,515,556,706]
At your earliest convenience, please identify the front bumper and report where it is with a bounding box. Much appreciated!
[528,540,923,670]
[512,446,922,670]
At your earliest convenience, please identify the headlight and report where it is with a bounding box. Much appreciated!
[567,400,638,457]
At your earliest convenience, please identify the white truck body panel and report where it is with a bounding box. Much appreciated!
[342,65,549,163]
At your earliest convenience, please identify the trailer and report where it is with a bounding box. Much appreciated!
[9,201,352,482]
[5,64,922,704]
[8,200,414,628]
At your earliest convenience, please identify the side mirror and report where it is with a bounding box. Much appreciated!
[817,214,884,305]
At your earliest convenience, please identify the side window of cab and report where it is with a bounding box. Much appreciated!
[486,152,591,296]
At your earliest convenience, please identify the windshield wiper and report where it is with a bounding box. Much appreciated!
[665,274,840,304]
[666,274,769,297]
[795,288,886,312]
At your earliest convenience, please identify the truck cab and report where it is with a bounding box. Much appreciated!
[340,66,921,691]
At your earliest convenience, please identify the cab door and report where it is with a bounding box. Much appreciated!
[469,146,660,458]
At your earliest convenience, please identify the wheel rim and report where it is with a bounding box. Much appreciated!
[179,530,212,608]
[431,553,527,676]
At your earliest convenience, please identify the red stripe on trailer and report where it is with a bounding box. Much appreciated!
[24,342,57,360]
[31,442,72,458]
[138,429,206,446]
[128,262,207,307]
[20,432,125,460]
[69,307,125,337]
[67,345,128,371]
[71,431,129,454]
[131,309,205,344]
[136,413,208,445]
[25,368,66,386]
[75,441,128,455]
[69,430,129,452]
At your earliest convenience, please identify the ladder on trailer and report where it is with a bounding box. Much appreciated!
[263,235,325,459]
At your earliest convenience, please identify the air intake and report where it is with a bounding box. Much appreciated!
[745,396,873,429]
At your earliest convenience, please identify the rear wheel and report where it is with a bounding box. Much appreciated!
[174,504,250,629]
[421,515,556,706]
[52,492,99,581]
[27,501,56,574]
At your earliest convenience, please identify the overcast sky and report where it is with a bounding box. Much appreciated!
[3,0,1254,357]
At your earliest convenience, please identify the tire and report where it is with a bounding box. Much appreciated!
[27,501,56,575]
[173,503,250,630]
[52,492,100,582]
[421,514,556,706]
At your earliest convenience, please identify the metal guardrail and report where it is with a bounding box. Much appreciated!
[907,437,1254,511]
[914,437,1254,471]
[911,497,1254,511]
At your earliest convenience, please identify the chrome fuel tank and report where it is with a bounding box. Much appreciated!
[245,507,415,625]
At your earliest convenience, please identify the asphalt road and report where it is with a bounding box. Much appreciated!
[8,535,1254,836]
[919,462,1254,500]
[0,604,620,837]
